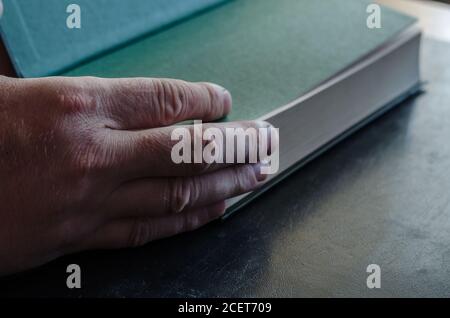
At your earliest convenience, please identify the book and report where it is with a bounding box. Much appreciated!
[0,0,421,216]
[0,0,227,77]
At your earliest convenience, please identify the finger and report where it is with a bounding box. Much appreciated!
[108,120,278,180]
[104,164,267,219]
[80,202,226,250]
[99,78,232,129]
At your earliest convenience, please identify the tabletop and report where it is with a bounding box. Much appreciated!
[1,0,450,297]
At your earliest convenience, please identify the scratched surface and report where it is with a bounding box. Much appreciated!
[1,37,450,297]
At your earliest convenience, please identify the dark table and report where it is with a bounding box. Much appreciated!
[1,37,450,298]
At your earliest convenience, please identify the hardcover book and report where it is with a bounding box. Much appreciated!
[0,0,421,215]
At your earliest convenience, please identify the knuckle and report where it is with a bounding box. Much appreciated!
[69,133,110,178]
[49,77,104,115]
[202,84,218,113]
[167,177,197,213]
[232,166,255,193]
[54,88,93,115]
[128,219,154,248]
[231,168,245,193]
[152,79,188,126]
[168,178,189,213]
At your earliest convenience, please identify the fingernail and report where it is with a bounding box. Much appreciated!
[253,163,268,182]
[209,83,232,116]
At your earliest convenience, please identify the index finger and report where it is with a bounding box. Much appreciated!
[96,77,232,129]
[105,120,279,180]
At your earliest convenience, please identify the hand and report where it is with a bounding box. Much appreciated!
[0,76,276,275]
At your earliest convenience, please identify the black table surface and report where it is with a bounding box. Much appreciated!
[1,37,450,298]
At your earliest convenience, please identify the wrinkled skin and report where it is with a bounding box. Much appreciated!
[0,76,277,275]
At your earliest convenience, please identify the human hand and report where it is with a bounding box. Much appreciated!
[0,76,276,275]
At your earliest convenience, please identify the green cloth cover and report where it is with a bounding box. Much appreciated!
[0,0,227,77]
[65,0,416,121]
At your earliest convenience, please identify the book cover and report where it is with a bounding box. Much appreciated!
[0,0,227,77]
[63,0,416,121]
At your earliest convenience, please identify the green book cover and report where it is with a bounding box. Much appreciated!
[0,0,227,77]
[64,0,416,121]
[0,0,416,120]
